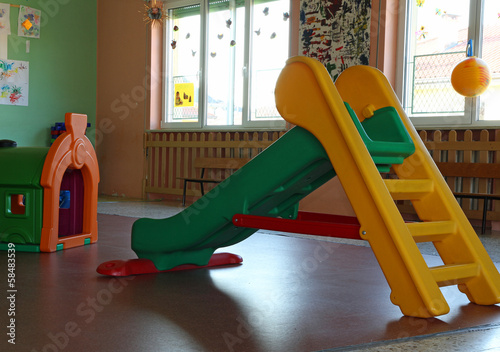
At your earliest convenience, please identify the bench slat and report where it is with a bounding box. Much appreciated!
[177,177,222,183]
[193,157,251,169]
[453,192,500,200]
[436,162,500,179]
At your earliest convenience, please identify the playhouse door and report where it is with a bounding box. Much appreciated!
[58,169,84,237]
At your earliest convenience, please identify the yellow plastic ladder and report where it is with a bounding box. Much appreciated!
[275,56,500,317]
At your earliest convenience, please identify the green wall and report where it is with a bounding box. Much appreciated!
[0,0,96,146]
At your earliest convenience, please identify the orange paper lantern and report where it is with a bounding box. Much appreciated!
[451,56,491,97]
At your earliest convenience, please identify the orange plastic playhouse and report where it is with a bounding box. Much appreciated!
[0,113,99,252]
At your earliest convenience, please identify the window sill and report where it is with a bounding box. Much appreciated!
[147,126,288,133]
[412,121,500,130]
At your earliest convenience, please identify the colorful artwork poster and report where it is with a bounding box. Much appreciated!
[18,6,41,38]
[0,3,10,35]
[299,0,371,81]
[174,83,194,107]
[0,59,29,106]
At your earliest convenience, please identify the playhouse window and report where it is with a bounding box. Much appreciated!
[397,0,500,127]
[162,0,290,130]
[8,194,26,215]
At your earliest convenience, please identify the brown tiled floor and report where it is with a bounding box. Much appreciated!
[2,212,500,352]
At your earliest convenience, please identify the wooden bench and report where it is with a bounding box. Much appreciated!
[178,157,250,206]
[435,162,500,234]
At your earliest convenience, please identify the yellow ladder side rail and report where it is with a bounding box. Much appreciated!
[275,57,449,317]
[335,65,500,306]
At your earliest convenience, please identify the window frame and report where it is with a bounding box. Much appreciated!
[162,0,205,130]
[161,0,290,131]
[395,0,500,129]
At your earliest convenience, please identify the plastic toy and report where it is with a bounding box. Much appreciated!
[0,113,99,252]
[98,112,413,274]
[451,39,491,97]
[97,56,500,319]
[50,121,91,145]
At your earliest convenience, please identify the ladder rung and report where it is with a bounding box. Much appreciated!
[384,179,434,200]
[407,221,457,243]
[430,263,480,287]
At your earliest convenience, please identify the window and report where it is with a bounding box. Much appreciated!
[6,193,26,216]
[397,0,500,127]
[163,0,290,130]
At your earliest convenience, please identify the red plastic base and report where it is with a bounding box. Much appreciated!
[96,252,243,277]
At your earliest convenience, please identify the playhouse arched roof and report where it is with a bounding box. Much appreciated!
[0,147,49,187]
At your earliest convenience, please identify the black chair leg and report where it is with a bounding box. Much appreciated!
[182,180,188,207]
[482,197,488,234]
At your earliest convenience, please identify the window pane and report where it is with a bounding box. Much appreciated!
[163,0,288,129]
[405,0,469,117]
[206,0,245,126]
[249,0,289,121]
[166,5,201,123]
[478,0,500,121]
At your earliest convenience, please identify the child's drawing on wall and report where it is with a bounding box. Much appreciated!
[18,6,41,38]
[0,59,29,106]
[0,3,11,35]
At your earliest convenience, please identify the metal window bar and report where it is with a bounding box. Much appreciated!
[411,51,467,115]
[252,68,282,119]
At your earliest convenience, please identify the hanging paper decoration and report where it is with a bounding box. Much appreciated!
[435,8,446,16]
[416,26,428,40]
[263,7,269,16]
[173,25,179,31]
[230,40,236,47]
[0,3,10,36]
[210,52,217,58]
[186,33,190,39]
[226,19,232,29]
[254,28,261,36]
[171,40,177,49]
[192,50,197,57]
[283,12,289,21]
[0,59,29,106]
[451,39,491,97]
[143,1,167,26]
[175,84,194,106]
[218,33,224,39]
[21,19,32,31]
[416,0,425,7]
[270,32,276,39]
[18,6,40,38]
